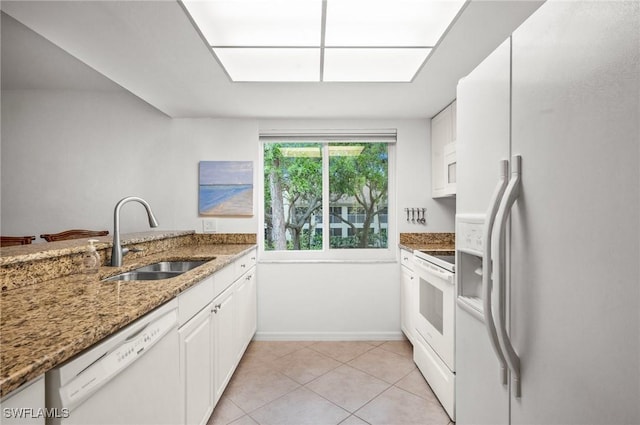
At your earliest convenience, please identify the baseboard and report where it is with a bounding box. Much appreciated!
[253,331,405,341]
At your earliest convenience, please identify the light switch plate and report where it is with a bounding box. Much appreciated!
[203,219,217,233]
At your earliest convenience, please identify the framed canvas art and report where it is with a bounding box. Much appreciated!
[198,161,253,216]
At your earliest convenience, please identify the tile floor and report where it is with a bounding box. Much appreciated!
[207,340,454,425]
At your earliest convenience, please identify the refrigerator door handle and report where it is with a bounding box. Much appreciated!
[493,154,522,398]
[482,159,510,386]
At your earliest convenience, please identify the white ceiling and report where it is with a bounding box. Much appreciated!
[0,0,544,119]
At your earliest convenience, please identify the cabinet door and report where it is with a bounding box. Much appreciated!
[400,265,416,344]
[213,288,236,402]
[247,270,257,339]
[235,269,257,359]
[431,106,452,197]
[179,305,214,425]
[450,100,457,142]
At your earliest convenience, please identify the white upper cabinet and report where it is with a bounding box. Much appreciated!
[431,100,457,198]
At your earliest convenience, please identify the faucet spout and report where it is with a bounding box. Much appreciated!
[110,196,159,267]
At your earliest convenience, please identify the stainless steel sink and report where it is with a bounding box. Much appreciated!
[133,260,211,273]
[102,259,213,282]
[102,271,182,282]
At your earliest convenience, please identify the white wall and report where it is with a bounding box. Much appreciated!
[256,262,400,340]
[0,90,260,237]
[168,118,259,234]
[1,89,173,237]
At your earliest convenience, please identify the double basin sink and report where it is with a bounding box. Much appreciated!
[103,260,213,282]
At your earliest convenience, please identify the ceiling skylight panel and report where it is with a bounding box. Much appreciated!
[323,48,430,82]
[324,0,466,47]
[214,48,320,81]
[182,0,322,46]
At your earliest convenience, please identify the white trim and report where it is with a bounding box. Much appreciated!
[257,259,398,264]
[253,331,406,342]
[259,128,397,142]
[322,143,330,251]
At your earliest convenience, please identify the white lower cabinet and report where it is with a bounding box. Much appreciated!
[179,304,214,425]
[179,248,258,425]
[212,286,236,402]
[400,249,417,344]
[235,270,257,360]
[212,257,257,403]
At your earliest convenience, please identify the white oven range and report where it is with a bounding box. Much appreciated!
[412,250,456,421]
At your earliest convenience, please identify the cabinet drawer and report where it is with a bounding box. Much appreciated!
[214,263,236,299]
[235,249,257,277]
[178,276,214,326]
[400,249,414,269]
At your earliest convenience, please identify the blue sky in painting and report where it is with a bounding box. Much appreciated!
[199,161,253,185]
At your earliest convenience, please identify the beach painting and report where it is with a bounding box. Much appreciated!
[199,161,253,216]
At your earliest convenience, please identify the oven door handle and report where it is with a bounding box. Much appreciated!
[493,155,522,398]
[414,258,454,284]
[483,159,509,386]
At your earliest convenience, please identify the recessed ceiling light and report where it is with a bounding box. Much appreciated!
[183,0,322,46]
[325,0,466,47]
[323,48,431,82]
[214,48,320,81]
[181,0,467,82]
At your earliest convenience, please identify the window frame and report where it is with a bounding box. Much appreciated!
[259,132,396,262]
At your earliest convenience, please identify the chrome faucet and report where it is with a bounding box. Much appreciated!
[110,196,159,267]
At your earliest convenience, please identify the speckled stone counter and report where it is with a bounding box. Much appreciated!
[399,232,455,255]
[0,232,257,397]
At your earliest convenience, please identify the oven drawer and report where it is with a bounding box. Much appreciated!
[414,335,455,421]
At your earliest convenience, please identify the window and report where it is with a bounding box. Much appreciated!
[261,131,395,260]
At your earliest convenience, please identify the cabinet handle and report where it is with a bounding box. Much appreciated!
[246,274,252,280]
[251,257,256,261]
[241,264,246,268]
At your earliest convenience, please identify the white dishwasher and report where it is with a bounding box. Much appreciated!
[46,299,181,425]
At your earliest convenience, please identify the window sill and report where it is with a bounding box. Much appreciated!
[258,259,398,264]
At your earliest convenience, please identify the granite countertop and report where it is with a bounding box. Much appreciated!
[0,241,256,397]
[0,230,195,266]
[398,232,455,256]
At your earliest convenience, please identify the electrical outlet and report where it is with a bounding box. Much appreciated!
[202,219,217,233]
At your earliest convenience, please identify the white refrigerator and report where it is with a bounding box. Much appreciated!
[454,1,639,424]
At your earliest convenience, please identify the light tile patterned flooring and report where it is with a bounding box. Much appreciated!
[208,340,454,425]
